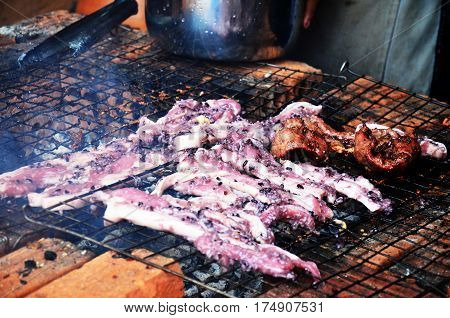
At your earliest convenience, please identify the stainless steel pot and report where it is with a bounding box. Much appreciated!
[145,0,305,61]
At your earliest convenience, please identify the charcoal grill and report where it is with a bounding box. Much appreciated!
[0,24,448,298]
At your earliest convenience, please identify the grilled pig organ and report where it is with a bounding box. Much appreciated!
[354,124,420,172]
[271,115,446,173]
[271,117,353,160]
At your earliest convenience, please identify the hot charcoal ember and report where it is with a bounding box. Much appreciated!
[99,188,320,280]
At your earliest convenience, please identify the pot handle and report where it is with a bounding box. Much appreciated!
[282,0,305,54]
[19,0,138,67]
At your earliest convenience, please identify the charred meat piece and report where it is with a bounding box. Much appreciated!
[354,124,421,173]
[284,117,354,154]
[271,126,328,161]
[271,113,444,172]
[271,117,354,160]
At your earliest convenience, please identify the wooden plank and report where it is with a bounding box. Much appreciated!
[0,238,94,298]
[28,249,184,298]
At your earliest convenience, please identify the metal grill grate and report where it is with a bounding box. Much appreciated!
[0,26,448,298]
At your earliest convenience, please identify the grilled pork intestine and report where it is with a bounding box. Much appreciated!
[271,117,354,160]
[354,124,421,172]
[136,99,241,148]
[271,115,446,172]
[168,101,325,153]
[99,188,320,280]
[27,140,170,210]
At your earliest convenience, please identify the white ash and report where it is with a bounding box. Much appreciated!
[54,145,71,155]
[53,133,69,143]
[184,285,199,297]
[200,280,229,297]
[193,270,212,282]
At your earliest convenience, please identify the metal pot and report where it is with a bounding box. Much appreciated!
[20,0,304,66]
[145,0,305,61]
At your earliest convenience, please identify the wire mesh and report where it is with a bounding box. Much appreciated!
[0,26,448,298]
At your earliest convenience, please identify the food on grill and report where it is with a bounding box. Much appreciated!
[157,149,317,229]
[271,117,354,160]
[0,138,138,198]
[271,113,447,173]
[214,138,391,213]
[0,99,404,281]
[209,143,333,220]
[282,160,392,213]
[1,99,241,208]
[418,137,447,159]
[355,124,447,162]
[136,99,242,147]
[354,124,421,172]
[99,188,320,280]
[271,125,328,161]
[1,137,167,209]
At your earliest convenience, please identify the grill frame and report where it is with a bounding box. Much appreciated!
[0,26,448,298]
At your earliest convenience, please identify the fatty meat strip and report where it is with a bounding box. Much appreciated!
[98,188,320,280]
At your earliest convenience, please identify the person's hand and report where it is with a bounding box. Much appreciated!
[303,0,319,29]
